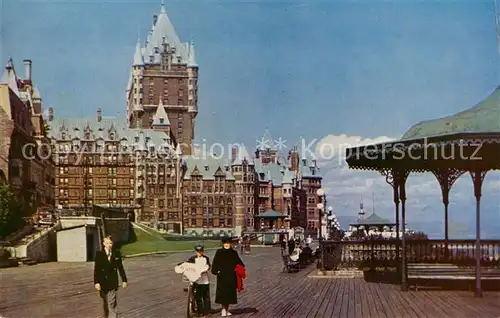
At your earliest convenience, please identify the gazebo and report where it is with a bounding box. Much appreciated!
[349,213,397,232]
[254,209,288,230]
[345,86,500,297]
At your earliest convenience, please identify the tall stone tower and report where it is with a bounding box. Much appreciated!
[126,2,198,155]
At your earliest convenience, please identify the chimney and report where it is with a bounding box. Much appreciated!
[48,107,54,121]
[153,15,158,26]
[290,151,299,172]
[231,147,237,163]
[23,59,32,81]
[97,108,102,122]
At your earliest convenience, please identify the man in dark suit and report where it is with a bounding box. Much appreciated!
[94,235,128,318]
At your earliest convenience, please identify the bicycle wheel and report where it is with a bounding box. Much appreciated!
[186,285,196,318]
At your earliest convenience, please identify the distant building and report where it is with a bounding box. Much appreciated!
[0,58,55,210]
[252,134,322,237]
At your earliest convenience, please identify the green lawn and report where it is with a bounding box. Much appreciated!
[119,228,221,256]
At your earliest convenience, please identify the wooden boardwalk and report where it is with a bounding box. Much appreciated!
[1,247,500,317]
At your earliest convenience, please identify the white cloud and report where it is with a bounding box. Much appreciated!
[314,133,500,229]
[313,134,394,168]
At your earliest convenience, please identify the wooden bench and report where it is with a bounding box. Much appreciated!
[282,255,300,273]
[408,263,500,291]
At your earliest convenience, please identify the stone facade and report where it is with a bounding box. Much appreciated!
[0,58,55,210]
[48,113,180,223]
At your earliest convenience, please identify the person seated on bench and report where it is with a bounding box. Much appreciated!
[289,246,301,262]
[300,244,313,264]
[287,238,295,255]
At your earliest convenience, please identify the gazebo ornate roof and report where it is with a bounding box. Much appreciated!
[345,86,500,172]
[402,86,500,140]
[255,209,286,219]
[350,213,395,226]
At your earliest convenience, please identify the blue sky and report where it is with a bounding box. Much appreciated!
[2,0,499,236]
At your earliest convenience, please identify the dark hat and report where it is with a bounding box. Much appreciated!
[220,235,232,243]
[194,243,204,252]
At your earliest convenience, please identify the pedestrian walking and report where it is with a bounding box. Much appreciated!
[94,235,128,318]
[211,236,245,317]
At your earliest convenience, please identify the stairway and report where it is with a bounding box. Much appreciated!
[18,257,38,266]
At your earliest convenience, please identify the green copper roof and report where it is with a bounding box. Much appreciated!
[351,213,394,225]
[182,156,235,181]
[48,116,174,152]
[255,209,285,218]
[402,86,500,140]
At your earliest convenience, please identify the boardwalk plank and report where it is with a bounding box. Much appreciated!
[1,247,500,318]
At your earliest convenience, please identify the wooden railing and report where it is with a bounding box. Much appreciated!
[318,239,500,270]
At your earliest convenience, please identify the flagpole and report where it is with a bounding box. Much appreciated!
[495,0,500,54]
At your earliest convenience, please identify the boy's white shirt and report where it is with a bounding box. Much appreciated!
[195,257,209,285]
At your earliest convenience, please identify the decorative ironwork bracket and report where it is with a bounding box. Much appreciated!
[431,168,466,205]
[380,169,410,203]
[470,170,488,199]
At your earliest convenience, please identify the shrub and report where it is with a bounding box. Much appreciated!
[0,247,11,260]
[0,184,24,238]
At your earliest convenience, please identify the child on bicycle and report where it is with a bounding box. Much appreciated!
[187,243,211,316]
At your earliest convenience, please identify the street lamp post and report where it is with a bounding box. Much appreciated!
[316,189,326,241]
[326,206,334,239]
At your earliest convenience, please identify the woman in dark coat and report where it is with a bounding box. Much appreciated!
[211,236,245,317]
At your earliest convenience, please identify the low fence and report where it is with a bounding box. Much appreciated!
[318,239,500,270]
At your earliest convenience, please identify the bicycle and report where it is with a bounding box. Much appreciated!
[175,261,209,318]
[183,275,197,318]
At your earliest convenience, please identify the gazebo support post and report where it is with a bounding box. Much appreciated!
[432,168,465,262]
[381,170,400,259]
[470,170,487,298]
[398,170,410,291]
[381,169,410,291]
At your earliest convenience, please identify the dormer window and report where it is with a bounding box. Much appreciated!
[154,47,159,54]
[159,118,164,124]
[61,132,66,140]
[150,55,154,63]
[109,133,115,140]
[134,137,139,142]
[204,165,209,171]
[84,132,91,139]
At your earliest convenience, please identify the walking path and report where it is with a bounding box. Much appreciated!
[1,248,499,317]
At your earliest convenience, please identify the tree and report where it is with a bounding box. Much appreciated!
[0,184,24,238]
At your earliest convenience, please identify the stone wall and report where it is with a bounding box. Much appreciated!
[104,218,130,244]
[11,226,57,262]
[56,225,100,262]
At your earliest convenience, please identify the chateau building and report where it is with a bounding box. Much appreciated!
[0,58,55,210]
[48,3,324,236]
[126,3,198,155]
